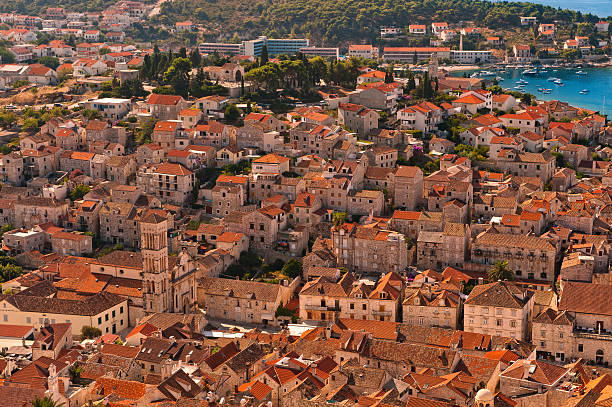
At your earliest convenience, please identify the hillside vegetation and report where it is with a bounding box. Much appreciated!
[151,0,604,46]
[0,0,155,14]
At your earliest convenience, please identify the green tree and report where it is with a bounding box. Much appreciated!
[136,117,157,144]
[81,325,102,340]
[225,104,240,122]
[189,49,202,67]
[69,184,91,201]
[332,211,347,226]
[31,397,64,407]
[0,47,15,64]
[163,57,192,97]
[68,365,82,384]
[488,260,514,282]
[0,263,23,283]
[38,56,60,69]
[384,66,393,83]
[281,258,302,279]
[260,45,269,66]
[22,117,39,132]
[0,224,14,239]
[239,251,263,269]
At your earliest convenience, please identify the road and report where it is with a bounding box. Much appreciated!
[149,0,172,17]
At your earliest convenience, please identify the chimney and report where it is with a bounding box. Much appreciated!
[523,360,531,378]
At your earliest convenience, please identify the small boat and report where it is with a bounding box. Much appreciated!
[513,86,524,90]
[576,71,587,75]
[553,79,563,85]
[495,76,504,81]
[579,89,590,94]
[547,77,559,82]
[522,69,538,75]
[543,90,551,94]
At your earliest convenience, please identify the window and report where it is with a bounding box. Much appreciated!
[510,320,516,328]
[362,304,367,310]
[105,314,109,321]
[578,344,584,352]
[120,306,124,314]
[98,317,102,324]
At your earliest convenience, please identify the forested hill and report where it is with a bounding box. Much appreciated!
[1,0,606,46]
[0,0,156,14]
[152,0,604,45]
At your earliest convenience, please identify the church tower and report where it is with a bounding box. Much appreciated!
[428,52,439,79]
[140,212,170,314]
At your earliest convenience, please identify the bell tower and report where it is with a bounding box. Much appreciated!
[140,212,170,314]
[428,52,439,79]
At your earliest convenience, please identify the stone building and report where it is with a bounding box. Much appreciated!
[403,286,461,329]
[533,282,612,366]
[470,228,557,282]
[331,223,408,274]
[299,272,404,324]
[137,162,195,205]
[464,281,534,341]
[198,277,293,326]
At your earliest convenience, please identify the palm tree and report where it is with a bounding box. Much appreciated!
[488,260,514,282]
[31,396,64,407]
[69,365,82,384]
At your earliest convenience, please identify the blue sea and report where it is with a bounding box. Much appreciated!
[489,0,612,17]
[451,67,612,114]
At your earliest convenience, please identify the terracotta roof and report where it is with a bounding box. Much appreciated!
[154,162,193,176]
[199,277,282,302]
[92,377,147,400]
[474,230,554,251]
[147,94,183,106]
[465,281,531,309]
[0,324,33,338]
[253,153,290,164]
[559,282,612,316]
[154,121,179,132]
[215,232,243,243]
[501,359,568,385]
[453,94,485,104]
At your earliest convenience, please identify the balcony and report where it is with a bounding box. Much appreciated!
[574,327,612,341]
[304,304,341,312]
[372,310,392,317]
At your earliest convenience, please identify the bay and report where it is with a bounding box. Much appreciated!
[451,67,612,114]
[488,0,612,17]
